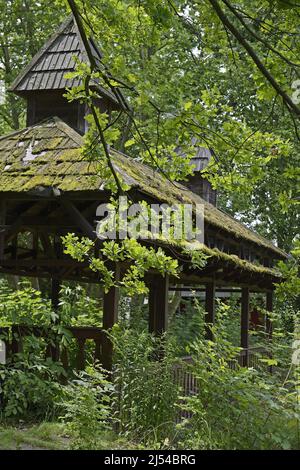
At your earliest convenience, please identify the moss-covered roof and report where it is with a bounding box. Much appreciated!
[157,238,282,280]
[0,117,286,260]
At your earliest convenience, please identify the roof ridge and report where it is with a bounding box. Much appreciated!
[0,116,83,146]
[0,116,58,142]
[52,117,83,146]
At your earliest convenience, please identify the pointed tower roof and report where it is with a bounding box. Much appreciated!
[10,16,119,107]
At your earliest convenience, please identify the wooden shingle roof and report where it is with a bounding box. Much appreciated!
[0,117,287,262]
[9,16,119,106]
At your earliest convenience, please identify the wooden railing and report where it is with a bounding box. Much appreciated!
[175,347,269,397]
[0,325,270,386]
[228,346,269,369]
[0,325,105,371]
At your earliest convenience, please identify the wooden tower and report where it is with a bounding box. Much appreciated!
[9,16,120,135]
[177,141,217,206]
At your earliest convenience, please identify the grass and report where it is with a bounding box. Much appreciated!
[0,422,140,450]
[0,422,69,450]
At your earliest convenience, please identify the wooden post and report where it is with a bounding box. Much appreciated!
[51,232,62,314]
[241,287,250,366]
[76,338,86,370]
[205,281,216,340]
[0,199,6,261]
[102,263,120,371]
[266,290,274,373]
[51,278,61,313]
[11,326,22,356]
[266,291,273,338]
[148,274,169,335]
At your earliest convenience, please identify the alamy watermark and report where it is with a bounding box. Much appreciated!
[0,340,5,365]
[95,196,204,243]
[291,80,300,105]
[292,340,300,366]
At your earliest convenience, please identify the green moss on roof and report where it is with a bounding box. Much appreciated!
[196,244,281,277]
[0,117,286,261]
[112,151,286,259]
[147,236,281,279]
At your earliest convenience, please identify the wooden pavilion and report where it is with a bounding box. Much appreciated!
[0,17,287,370]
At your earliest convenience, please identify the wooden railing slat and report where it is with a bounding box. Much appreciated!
[1,324,105,371]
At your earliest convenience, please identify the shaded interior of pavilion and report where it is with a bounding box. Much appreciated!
[0,204,281,372]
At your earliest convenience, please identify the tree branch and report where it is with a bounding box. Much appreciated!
[207,0,300,118]
[221,0,300,71]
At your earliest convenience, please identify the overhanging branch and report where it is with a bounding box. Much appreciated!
[207,0,300,118]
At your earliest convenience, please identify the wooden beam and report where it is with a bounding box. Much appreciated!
[102,263,120,371]
[0,266,98,284]
[60,199,97,240]
[21,216,76,228]
[39,233,55,258]
[205,281,216,340]
[51,278,61,313]
[266,291,273,338]
[241,287,250,366]
[169,286,241,293]
[4,201,47,243]
[205,222,283,262]
[0,199,6,260]
[0,259,86,267]
[0,190,110,202]
[149,274,169,335]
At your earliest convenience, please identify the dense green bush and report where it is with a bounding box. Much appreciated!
[0,278,103,327]
[109,309,300,450]
[0,356,64,419]
[0,276,299,449]
[0,279,54,326]
[169,297,206,355]
[59,366,112,450]
[111,325,180,446]
[59,284,103,327]
[178,327,300,449]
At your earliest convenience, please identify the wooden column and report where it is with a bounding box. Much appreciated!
[205,281,216,340]
[102,263,120,371]
[148,274,169,335]
[76,338,86,371]
[51,278,61,313]
[0,199,6,261]
[241,287,250,366]
[266,291,273,338]
[51,233,62,314]
[49,274,60,362]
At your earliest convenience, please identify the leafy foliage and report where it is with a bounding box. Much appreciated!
[0,356,64,419]
[62,0,299,252]
[111,324,180,445]
[59,284,103,327]
[0,279,55,326]
[62,234,179,295]
[59,365,113,450]
[0,0,63,132]
[178,328,299,449]
[110,310,300,449]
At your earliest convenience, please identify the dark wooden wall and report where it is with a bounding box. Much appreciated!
[183,173,217,206]
[25,90,114,135]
